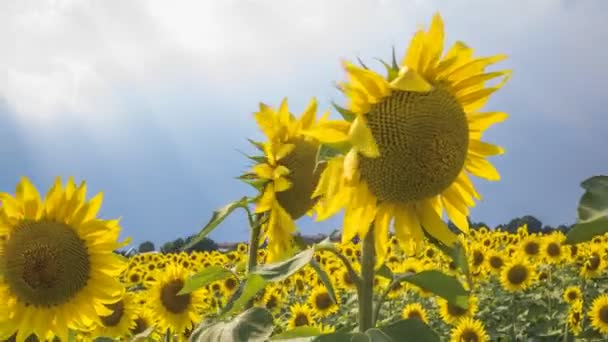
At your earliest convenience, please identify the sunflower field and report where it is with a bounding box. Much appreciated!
[1,12,608,342]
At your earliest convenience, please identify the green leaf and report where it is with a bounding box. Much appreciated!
[399,270,469,309]
[566,175,608,244]
[357,56,369,70]
[271,326,322,340]
[221,274,267,318]
[332,102,356,122]
[309,259,338,305]
[351,333,371,342]
[375,264,393,280]
[375,58,399,83]
[313,332,354,342]
[252,248,315,282]
[365,329,390,342]
[377,319,439,342]
[247,139,266,152]
[192,307,274,342]
[183,197,249,251]
[179,266,234,295]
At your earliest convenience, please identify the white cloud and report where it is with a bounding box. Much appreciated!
[1,0,606,129]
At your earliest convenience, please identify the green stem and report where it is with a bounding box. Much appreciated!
[316,245,362,288]
[372,277,399,326]
[358,227,376,332]
[245,213,263,309]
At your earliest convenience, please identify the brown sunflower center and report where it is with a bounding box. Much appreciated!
[294,313,310,327]
[472,250,484,267]
[567,291,578,301]
[600,306,608,324]
[160,279,191,314]
[4,220,90,307]
[100,300,125,327]
[407,310,423,321]
[507,265,528,285]
[524,242,539,256]
[447,303,467,317]
[460,329,480,342]
[359,87,469,202]
[266,295,278,310]
[224,278,237,291]
[275,138,323,219]
[546,243,561,257]
[587,253,601,271]
[489,256,504,269]
[314,292,333,310]
[131,317,149,335]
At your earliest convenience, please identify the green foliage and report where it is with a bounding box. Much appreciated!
[566,175,608,244]
[190,307,274,342]
[137,241,155,253]
[270,326,322,340]
[397,270,469,309]
[313,320,439,342]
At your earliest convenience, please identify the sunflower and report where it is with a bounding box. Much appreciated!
[402,303,429,323]
[306,13,510,263]
[563,286,583,304]
[500,257,536,292]
[486,250,505,275]
[568,300,583,336]
[450,317,489,342]
[589,295,608,334]
[0,177,127,341]
[580,245,605,279]
[91,291,138,339]
[308,285,339,318]
[147,264,205,336]
[520,235,541,259]
[244,98,327,262]
[437,296,478,325]
[543,233,565,264]
[287,303,316,329]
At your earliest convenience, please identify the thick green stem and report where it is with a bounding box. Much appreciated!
[358,227,376,332]
[245,213,263,309]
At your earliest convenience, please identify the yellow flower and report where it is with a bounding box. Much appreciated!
[91,291,138,339]
[245,98,327,262]
[437,296,478,326]
[401,303,429,323]
[563,286,583,304]
[486,250,505,275]
[307,13,509,264]
[589,295,608,334]
[287,303,316,329]
[580,245,605,279]
[500,257,536,292]
[147,264,205,336]
[568,300,583,336]
[308,285,339,318]
[450,317,489,342]
[520,235,542,259]
[0,177,127,342]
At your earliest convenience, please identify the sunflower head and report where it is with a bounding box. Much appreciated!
[500,257,536,292]
[450,317,489,342]
[287,303,316,329]
[0,176,127,341]
[308,285,339,318]
[589,295,608,334]
[243,98,328,262]
[402,303,429,323]
[306,12,510,264]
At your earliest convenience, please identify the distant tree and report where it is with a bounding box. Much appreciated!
[505,215,543,234]
[173,238,185,251]
[160,241,175,254]
[138,241,155,253]
[184,235,218,252]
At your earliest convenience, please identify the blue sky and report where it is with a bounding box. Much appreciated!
[1,0,607,248]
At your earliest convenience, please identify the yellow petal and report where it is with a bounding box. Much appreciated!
[455,173,481,201]
[452,71,510,96]
[278,97,292,127]
[403,29,425,69]
[417,200,457,246]
[273,165,290,179]
[252,164,274,179]
[446,54,507,81]
[255,185,275,213]
[374,203,393,266]
[442,195,469,234]
[275,144,295,161]
[344,62,391,100]
[465,155,501,181]
[468,111,509,133]
[16,176,41,219]
[302,121,350,144]
[299,98,318,130]
[468,140,504,157]
[274,177,292,192]
[390,67,433,92]
[254,104,277,139]
[394,204,424,245]
[421,13,444,73]
[343,149,359,182]
[349,115,379,158]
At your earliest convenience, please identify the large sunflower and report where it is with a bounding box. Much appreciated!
[306,13,510,263]
[0,177,127,342]
[589,295,608,334]
[450,317,489,342]
[90,291,138,339]
[244,98,327,262]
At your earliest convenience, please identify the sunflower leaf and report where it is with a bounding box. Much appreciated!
[251,248,315,282]
[130,326,157,342]
[565,175,608,244]
[220,274,267,318]
[376,58,399,82]
[309,259,338,305]
[375,264,393,280]
[312,332,355,342]
[357,56,369,70]
[271,326,322,340]
[182,197,250,251]
[332,101,356,122]
[397,270,469,310]
[193,307,274,342]
[247,139,266,152]
[374,319,439,342]
[178,265,235,295]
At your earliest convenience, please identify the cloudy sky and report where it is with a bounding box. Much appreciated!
[1,0,607,248]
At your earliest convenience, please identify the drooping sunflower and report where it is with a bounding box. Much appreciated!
[450,317,489,342]
[580,245,605,279]
[243,98,328,262]
[500,257,536,292]
[437,296,478,326]
[589,295,608,334]
[401,303,429,323]
[90,291,138,339]
[287,303,316,329]
[568,300,583,336]
[147,264,205,336]
[0,177,127,342]
[306,13,510,263]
